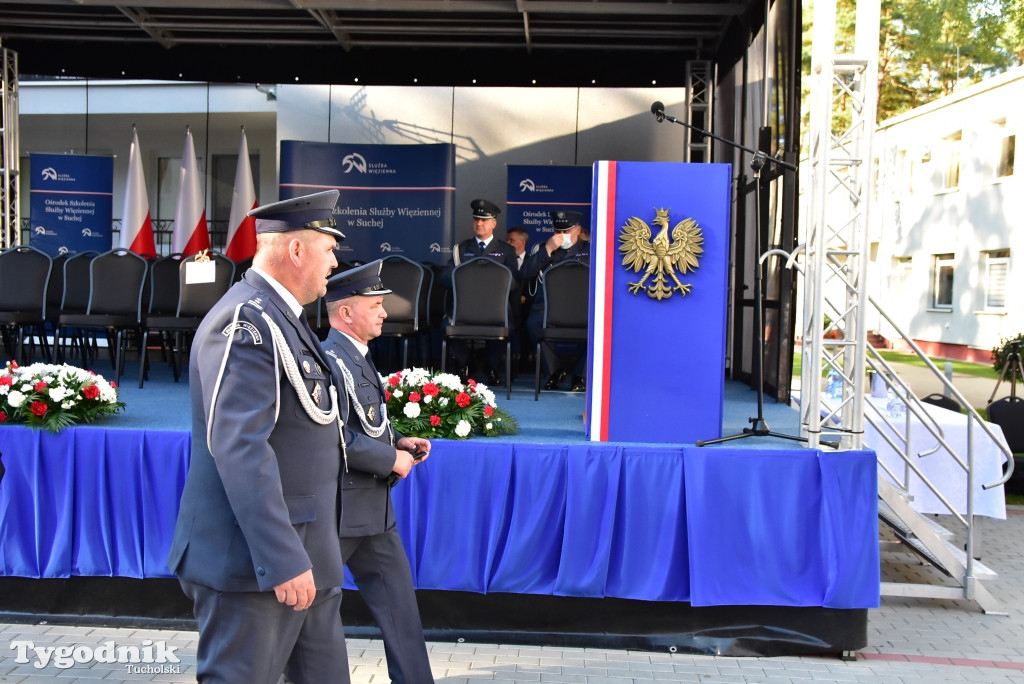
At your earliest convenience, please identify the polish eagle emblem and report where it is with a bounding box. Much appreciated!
[618,208,704,300]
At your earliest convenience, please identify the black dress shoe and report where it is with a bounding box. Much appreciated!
[571,375,586,392]
[545,370,567,390]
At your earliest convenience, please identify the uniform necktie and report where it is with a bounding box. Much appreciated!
[477,240,486,254]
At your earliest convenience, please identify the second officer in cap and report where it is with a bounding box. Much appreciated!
[321,260,435,684]
[522,210,591,392]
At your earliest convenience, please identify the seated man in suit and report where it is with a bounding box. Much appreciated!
[523,210,590,392]
[440,199,521,385]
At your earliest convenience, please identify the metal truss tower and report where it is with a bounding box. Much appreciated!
[801,0,880,449]
[1,46,19,249]
[683,60,715,163]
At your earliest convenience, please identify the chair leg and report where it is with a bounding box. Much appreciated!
[441,339,447,373]
[402,338,409,370]
[534,340,542,401]
[505,340,511,401]
[138,329,149,388]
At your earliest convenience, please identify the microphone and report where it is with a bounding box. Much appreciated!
[650,101,665,122]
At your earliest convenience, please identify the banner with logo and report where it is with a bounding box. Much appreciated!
[29,153,114,256]
[506,165,592,245]
[279,141,455,265]
[587,161,732,443]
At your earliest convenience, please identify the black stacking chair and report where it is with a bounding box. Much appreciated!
[139,251,235,386]
[533,260,590,400]
[377,255,426,369]
[988,396,1024,453]
[442,258,514,399]
[54,251,99,363]
[0,245,53,363]
[43,253,67,347]
[56,248,148,387]
[137,253,183,385]
[232,255,254,283]
[921,392,963,413]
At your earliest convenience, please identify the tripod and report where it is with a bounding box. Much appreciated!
[649,103,804,446]
[988,340,1023,404]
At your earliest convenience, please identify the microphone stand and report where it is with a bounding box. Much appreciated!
[650,105,806,447]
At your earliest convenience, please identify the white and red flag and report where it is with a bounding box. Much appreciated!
[119,128,157,258]
[224,128,258,262]
[170,128,211,256]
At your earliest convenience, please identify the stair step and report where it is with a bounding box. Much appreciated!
[878,499,953,538]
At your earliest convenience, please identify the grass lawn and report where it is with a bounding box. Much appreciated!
[792,349,1000,383]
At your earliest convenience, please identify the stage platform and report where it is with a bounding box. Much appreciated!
[0,359,879,657]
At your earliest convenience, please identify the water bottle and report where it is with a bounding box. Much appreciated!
[826,369,841,399]
[887,387,905,420]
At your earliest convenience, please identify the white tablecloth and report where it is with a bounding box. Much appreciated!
[865,396,1008,519]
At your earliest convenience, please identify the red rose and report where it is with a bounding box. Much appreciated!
[484,405,494,417]
[81,384,100,400]
[456,392,471,408]
[422,383,439,397]
[30,400,48,417]
[408,392,421,403]
[0,410,7,422]
[389,375,401,388]
[9,361,18,370]
[35,381,48,392]
[467,378,477,389]
[429,414,441,427]
[0,376,12,386]
[385,389,392,401]
[110,382,117,389]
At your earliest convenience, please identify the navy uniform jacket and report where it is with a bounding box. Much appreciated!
[521,239,591,313]
[441,237,521,288]
[167,270,346,593]
[323,329,402,537]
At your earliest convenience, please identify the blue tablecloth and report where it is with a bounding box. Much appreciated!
[0,426,880,608]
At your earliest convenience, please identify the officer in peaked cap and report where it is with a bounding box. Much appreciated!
[168,189,351,683]
[249,189,345,239]
[439,198,521,386]
[522,209,591,392]
[321,260,436,684]
[324,259,392,301]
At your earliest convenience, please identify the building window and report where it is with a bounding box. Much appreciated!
[890,256,913,296]
[943,132,961,190]
[932,253,954,310]
[984,249,1009,310]
[997,124,1015,178]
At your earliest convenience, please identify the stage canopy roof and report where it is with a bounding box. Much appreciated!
[0,0,765,87]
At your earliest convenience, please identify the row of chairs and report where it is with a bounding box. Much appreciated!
[0,247,591,400]
[0,245,244,388]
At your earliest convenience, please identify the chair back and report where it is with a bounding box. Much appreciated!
[177,251,236,317]
[380,255,425,330]
[86,249,148,319]
[0,245,52,317]
[921,392,962,413]
[147,253,183,315]
[541,260,590,329]
[988,396,1024,453]
[450,258,513,327]
[232,255,254,283]
[61,251,99,315]
[45,254,67,322]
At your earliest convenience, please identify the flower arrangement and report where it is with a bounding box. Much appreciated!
[0,361,125,434]
[383,367,518,440]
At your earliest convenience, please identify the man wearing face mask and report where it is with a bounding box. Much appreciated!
[522,210,591,392]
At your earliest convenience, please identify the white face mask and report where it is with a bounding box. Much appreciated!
[560,232,572,249]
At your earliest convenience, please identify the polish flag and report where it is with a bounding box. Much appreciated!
[224,129,258,262]
[170,128,211,256]
[119,129,157,257]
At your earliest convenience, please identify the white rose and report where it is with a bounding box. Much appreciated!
[403,402,421,418]
[7,390,25,408]
[48,387,70,402]
[61,402,73,409]
[485,422,493,430]
[393,390,403,398]
[422,394,432,404]
[0,386,8,395]
[19,383,32,393]
[455,419,471,437]
[438,397,449,408]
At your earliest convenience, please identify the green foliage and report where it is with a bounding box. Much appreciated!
[991,333,1024,373]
